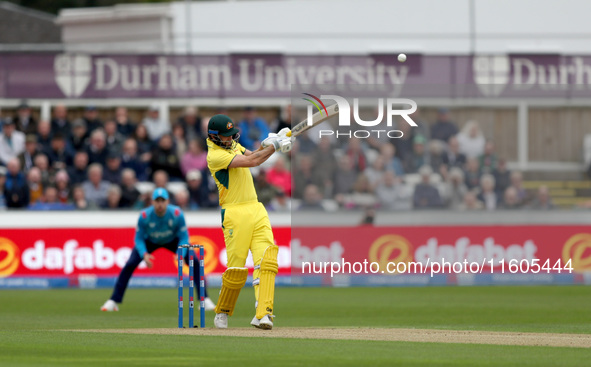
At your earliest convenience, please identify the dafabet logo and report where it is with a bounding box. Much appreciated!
[0,237,20,277]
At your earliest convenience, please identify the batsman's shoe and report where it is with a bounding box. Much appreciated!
[214,313,228,329]
[251,314,274,330]
[204,297,216,311]
[100,299,119,312]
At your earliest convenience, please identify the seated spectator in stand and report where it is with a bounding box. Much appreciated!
[464,157,481,190]
[103,154,122,184]
[380,143,404,177]
[364,156,387,190]
[298,184,325,211]
[27,167,44,204]
[86,129,109,166]
[413,165,443,209]
[172,123,187,157]
[430,108,458,143]
[499,187,521,210]
[134,123,153,156]
[28,186,74,210]
[45,134,73,172]
[181,139,207,176]
[83,106,103,134]
[458,190,484,211]
[270,104,291,133]
[13,101,37,135]
[403,135,427,174]
[150,134,183,180]
[393,119,415,162]
[120,138,148,182]
[508,171,529,206]
[338,174,376,209]
[153,170,169,189]
[0,166,6,209]
[269,190,291,212]
[73,185,94,210]
[345,138,367,173]
[114,106,136,137]
[442,167,468,210]
[293,155,323,199]
[312,138,337,193]
[55,170,71,204]
[50,104,70,139]
[479,140,498,174]
[5,158,29,208]
[476,174,498,211]
[33,154,52,187]
[0,119,25,166]
[19,135,40,173]
[238,107,270,151]
[119,169,141,208]
[104,119,125,156]
[174,188,191,210]
[376,170,412,211]
[70,119,89,151]
[177,106,202,142]
[102,184,123,210]
[442,136,466,169]
[428,140,445,172]
[37,120,52,153]
[186,169,213,209]
[267,156,292,196]
[68,151,89,185]
[254,170,280,207]
[82,163,110,207]
[334,155,358,196]
[457,120,485,159]
[142,103,170,142]
[493,158,511,195]
[529,185,555,210]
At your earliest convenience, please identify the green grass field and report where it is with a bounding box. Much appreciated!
[1,286,590,366]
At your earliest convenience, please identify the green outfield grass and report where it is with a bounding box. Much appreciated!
[1,286,590,366]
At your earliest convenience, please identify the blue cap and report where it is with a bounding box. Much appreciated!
[152,188,169,201]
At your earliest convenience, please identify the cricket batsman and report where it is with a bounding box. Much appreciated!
[100,188,216,312]
[206,114,292,329]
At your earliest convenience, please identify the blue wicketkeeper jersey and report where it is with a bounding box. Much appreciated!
[134,205,190,257]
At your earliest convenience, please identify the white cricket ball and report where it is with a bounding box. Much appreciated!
[398,53,407,62]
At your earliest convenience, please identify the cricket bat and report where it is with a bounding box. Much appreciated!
[286,103,339,137]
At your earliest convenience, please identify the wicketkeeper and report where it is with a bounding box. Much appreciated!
[206,114,292,329]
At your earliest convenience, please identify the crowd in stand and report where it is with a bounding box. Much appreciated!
[0,102,554,211]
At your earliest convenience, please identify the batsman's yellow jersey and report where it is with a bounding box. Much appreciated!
[206,139,258,207]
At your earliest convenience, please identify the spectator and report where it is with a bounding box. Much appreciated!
[428,140,445,172]
[68,151,89,185]
[186,169,208,209]
[134,123,153,157]
[27,167,44,204]
[509,171,529,206]
[413,165,443,209]
[70,119,89,151]
[28,186,74,210]
[254,170,280,206]
[37,120,52,153]
[269,190,291,211]
[55,170,71,204]
[119,169,141,208]
[120,138,148,182]
[50,104,70,138]
[13,101,37,135]
[270,104,292,133]
[142,103,170,141]
[4,158,29,208]
[333,155,358,195]
[493,158,511,195]
[477,174,498,211]
[345,138,367,173]
[529,185,555,210]
[380,143,404,176]
[177,106,202,142]
[72,185,94,210]
[393,119,415,161]
[376,170,412,210]
[174,188,191,210]
[114,106,136,137]
[82,106,103,134]
[103,154,122,184]
[266,156,292,196]
[457,120,486,159]
[0,166,6,209]
[238,107,270,151]
[0,119,25,166]
[153,170,169,189]
[442,136,466,169]
[104,119,125,156]
[181,139,207,176]
[479,140,498,174]
[45,134,73,171]
[364,155,387,190]
[102,184,123,209]
[499,187,521,210]
[298,184,325,211]
[82,163,110,207]
[172,123,187,157]
[311,138,337,194]
[403,135,427,174]
[442,167,468,210]
[458,190,484,211]
[86,129,109,166]
[464,157,481,190]
[33,154,52,187]
[339,174,376,209]
[150,134,183,180]
[293,155,323,199]
[430,108,458,143]
[18,135,40,172]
